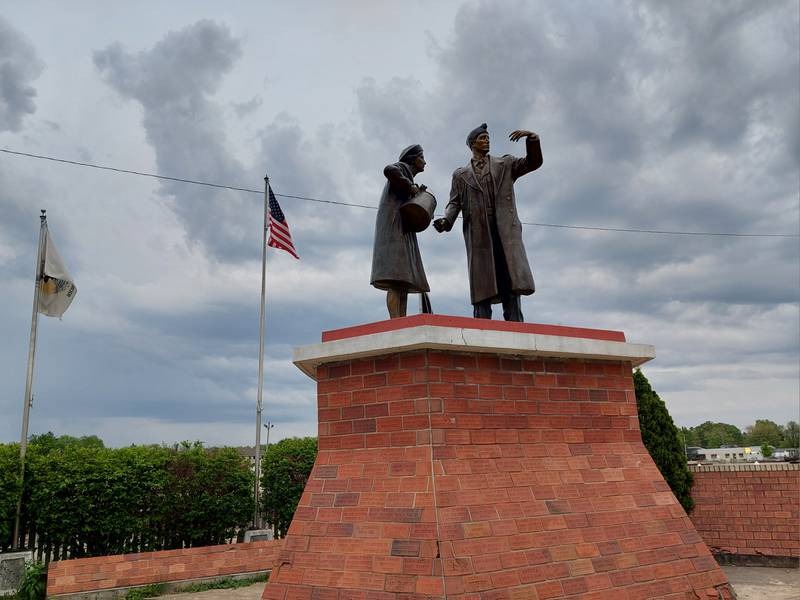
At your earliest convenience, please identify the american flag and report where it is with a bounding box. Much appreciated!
[267,185,299,259]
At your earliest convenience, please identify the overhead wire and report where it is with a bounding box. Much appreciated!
[2,147,797,238]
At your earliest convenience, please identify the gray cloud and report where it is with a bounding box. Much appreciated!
[94,20,256,260]
[232,95,262,118]
[93,20,353,266]
[0,16,43,132]
[351,0,798,426]
[642,1,799,154]
[355,0,798,283]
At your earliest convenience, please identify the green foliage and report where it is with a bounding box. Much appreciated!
[0,443,21,549]
[162,444,254,548]
[16,561,46,600]
[680,419,798,451]
[261,437,317,537]
[1,439,254,560]
[120,574,268,599]
[681,421,744,448]
[26,444,170,557]
[633,369,694,513]
[779,421,799,448]
[177,573,268,593]
[28,432,104,453]
[761,443,774,458]
[745,419,783,447]
[123,583,166,599]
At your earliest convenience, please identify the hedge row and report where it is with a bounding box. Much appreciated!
[0,441,253,560]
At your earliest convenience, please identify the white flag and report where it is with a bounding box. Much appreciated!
[37,229,77,318]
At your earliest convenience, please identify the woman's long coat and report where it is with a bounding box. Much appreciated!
[443,136,543,305]
[370,161,430,293]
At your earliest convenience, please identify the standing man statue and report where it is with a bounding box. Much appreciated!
[371,144,431,318]
[433,124,543,321]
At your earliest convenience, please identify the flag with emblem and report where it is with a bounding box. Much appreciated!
[266,185,299,259]
[38,229,77,318]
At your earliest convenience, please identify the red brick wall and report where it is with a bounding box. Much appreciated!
[263,349,735,600]
[689,463,800,559]
[47,540,283,597]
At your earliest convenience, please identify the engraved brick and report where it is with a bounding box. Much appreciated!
[390,540,421,557]
[314,465,338,479]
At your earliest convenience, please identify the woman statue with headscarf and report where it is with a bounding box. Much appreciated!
[370,144,431,318]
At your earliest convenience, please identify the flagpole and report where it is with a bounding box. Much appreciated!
[253,176,269,528]
[13,209,47,550]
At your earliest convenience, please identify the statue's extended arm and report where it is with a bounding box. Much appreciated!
[433,173,461,233]
[509,130,543,181]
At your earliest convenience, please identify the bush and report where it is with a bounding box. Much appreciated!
[261,437,317,537]
[634,369,694,513]
[1,440,254,560]
[161,443,254,548]
[26,444,170,558]
[16,560,47,600]
[0,443,21,549]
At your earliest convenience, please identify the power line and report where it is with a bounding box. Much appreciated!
[2,147,797,238]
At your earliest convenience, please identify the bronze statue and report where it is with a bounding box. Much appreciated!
[433,124,542,321]
[371,145,431,318]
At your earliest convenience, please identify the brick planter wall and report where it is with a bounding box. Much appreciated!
[689,463,800,565]
[47,540,283,597]
[263,317,735,600]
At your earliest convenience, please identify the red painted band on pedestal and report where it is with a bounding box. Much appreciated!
[322,314,626,343]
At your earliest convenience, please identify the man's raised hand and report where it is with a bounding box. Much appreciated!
[509,130,538,142]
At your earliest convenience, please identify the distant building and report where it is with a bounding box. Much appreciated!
[772,448,799,461]
[235,446,259,470]
[697,446,764,462]
[686,447,704,461]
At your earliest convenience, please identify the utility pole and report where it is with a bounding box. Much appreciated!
[680,428,689,460]
[262,421,274,530]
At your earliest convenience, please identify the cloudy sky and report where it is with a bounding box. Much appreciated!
[1,0,798,448]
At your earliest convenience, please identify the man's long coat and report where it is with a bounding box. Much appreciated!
[443,136,543,305]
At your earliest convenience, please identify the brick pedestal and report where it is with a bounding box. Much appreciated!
[263,315,735,600]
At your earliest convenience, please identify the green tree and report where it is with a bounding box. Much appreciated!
[745,419,783,446]
[680,426,700,447]
[261,437,318,538]
[761,443,774,458]
[687,421,744,448]
[633,369,694,512]
[162,443,254,548]
[780,421,799,448]
[29,432,105,452]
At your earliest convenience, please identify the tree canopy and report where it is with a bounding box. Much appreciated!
[680,421,743,448]
[260,436,318,538]
[680,419,798,449]
[634,369,694,512]
[745,419,784,447]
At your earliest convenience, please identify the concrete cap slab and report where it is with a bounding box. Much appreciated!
[294,315,655,379]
